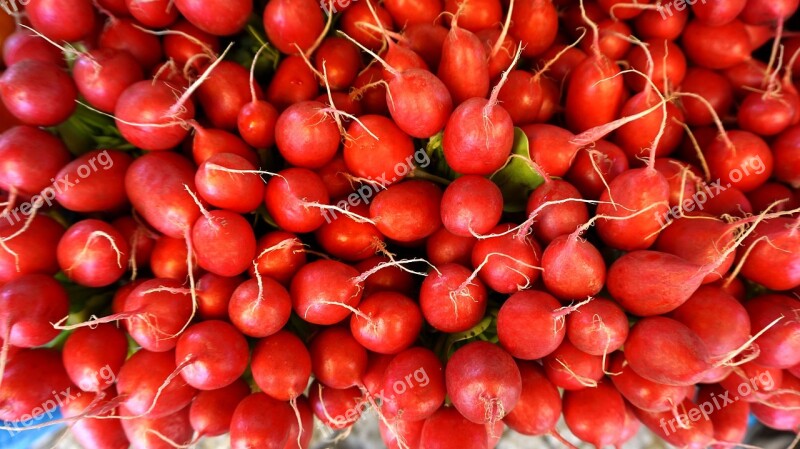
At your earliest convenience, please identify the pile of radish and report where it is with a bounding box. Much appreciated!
[1,0,800,448]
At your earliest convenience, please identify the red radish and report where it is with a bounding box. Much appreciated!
[446,341,521,425]
[704,131,772,193]
[562,380,626,448]
[0,125,71,196]
[316,91,363,117]
[670,286,751,358]
[653,158,699,208]
[314,38,361,90]
[283,396,314,449]
[426,228,475,267]
[275,101,340,169]
[355,256,416,297]
[340,1,394,51]
[443,0,501,32]
[189,379,251,437]
[773,125,800,188]
[681,20,751,69]
[62,324,127,391]
[370,180,443,242]
[310,326,368,389]
[229,276,292,338]
[739,218,800,291]
[351,65,389,115]
[382,347,446,421]
[123,278,194,352]
[58,219,129,287]
[264,168,329,234]
[384,0,442,26]
[625,38,686,92]
[62,389,129,449]
[615,92,685,161]
[495,70,543,127]
[692,0,747,26]
[0,348,71,421]
[115,80,195,151]
[250,231,306,285]
[504,361,562,436]
[2,30,65,68]
[191,209,256,277]
[73,48,144,114]
[251,330,311,401]
[609,351,691,412]
[471,224,541,294]
[363,352,393,397]
[521,125,579,178]
[99,18,163,70]
[316,203,383,261]
[238,100,278,149]
[263,0,325,55]
[381,63,453,139]
[121,404,193,449]
[700,186,753,218]
[116,349,197,418]
[125,152,202,239]
[634,6,688,40]
[476,27,517,81]
[698,383,750,445]
[176,321,248,390]
[197,61,260,131]
[343,115,415,181]
[54,150,133,213]
[751,371,800,431]
[723,59,768,98]
[679,68,735,126]
[739,0,799,24]
[150,236,198,281]
[380,417,424,449]
[420,263,487,333]
[399,23,448,71]
[266,56,320,111]
[174,0,251,35]
[566,298,628,356]
[125,0,177,28]
[565,141,628,200]
[524,177,589,244]
[419,407,489,449]
[541,234,605,301]
[291,259,363,325]
[309,382,366,430]
[654,217,736,284]
[633,398,714,448]
[163,20,220,69]
[440,175,503,237]
[195,153,264,213]
[509,0,558,58]
[745,295,800,368]
[0,60,76,126]
[748,182,798,213]
[437,14,489,104]
[350,291,422,354]
[231,393,295,449]
[318,156,355,198]
[738,87,799,137]
[190,124,258,167]
[193,273,241,320]
[543,339,605,390]
[0,215,63,283]
[26,0,96,42]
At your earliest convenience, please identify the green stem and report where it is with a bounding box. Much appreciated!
[409,169,452,186]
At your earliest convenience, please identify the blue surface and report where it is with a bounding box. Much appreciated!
[0,408,64,449]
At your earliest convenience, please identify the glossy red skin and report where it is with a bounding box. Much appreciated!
[344,115,415,181]
[654,217,735,284]
[750,372,800,431]
[266,56,319,111]
[0,126,70,195]
[309,382,365,430]
[542,235,606,301]
[615,92,685,161]
[419,407,488,449]
[476,27,516,81]
[112,216,155,270]
[773,125,800,187]
[354,256,417,297]
[380,417,424,449]
[263,0,325,54]
[350,291,422,354]
[315,203,383,261]
[510,0,558,57]
[384,0,442,26]
[697,383,750,445]
[738,90,798,136]
[443,0,501,32]
[692,0,747,26]
[381,347,446,422]
[362,352,393,397]
[150,236,197,281]
[370,180,443,242]
[310,326,367,389]
[670,286,750,357]
[175,320,249,391]
[497,290,565,360]
[388,69,454,139]
[537,44,587,85]
[124,279,194,352]
[251,331,310,401]
[609,351,691,412]
[191,126,258,167]
[231,393,294,449]
[197,62,258,130]
[566,140,630,199]
[58,219,129,287]
[121,404,193,449]
[400,23,448,71]
[125,152,202,239]
[173,0,250,35]
[745,295,800,368]
[0,274,68,348]
[111,280,144,316]
[340,1,394,51]
[566,298,628,356]
[748,182,797,213]
[723,59,768,99]
[0,215,64,283]
[62,389,129,449]
[653,157,699,208]
[238,100,278,148]
[565,54,624,133]
[426,228,475,267]
[471,224,541,294]
[62,317,126,390]
[281,396,313,449]
[53,150,132,213]
[420,263,487,333]
[437,25,489,105]
[229,277,291,338]
[315,38,362,90]
[504,362,561,436]
[682,20,751,69]
[249,231,306,285]
[115,81,195,151]
[543,339,604,390]
[739,0,799,24]
[352,65,389,115]
[195,273,242,320]
[629,40,686,91]
[3,30,66,67]
[626,316,711,386]
[99,18,163,70]
[26,0,96,42]
[521,124,578,178]
[189,379,250,437]
[316,91,363,118]
[443,99,514,175]
[195,153,263,213]
[163,19,220,68]
[0,60,76,126]
[73,49,143,113]
[634,6,688,40]
[704,130,773,192]
[497,71,543,126]
[192,210,255,277]
[0,349,72,422]
[264,168,329,234]
[680,68,734,126]
[117,349,197,419]
[440,175,503,237]
[275,101,340,169]
[579,19,633,61]
[291,260,362,325]
[634,398,714,449]
[525,179,588,244]
[563,381,626,448]
[125,0,178,27]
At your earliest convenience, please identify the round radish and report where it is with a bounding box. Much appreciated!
[470,224,541,294]
[541,234,606,301]
[0,348,71,421]
[381,346,446,421]
[419,407,488,449]
[343,115,415,181]
[419,263,488,333]
[562,380,626,448]
[542,339,605,390]
[26,0,96,42]
[62,324,128,392]
[0,125,71,196]
[228,276,292,338]
[73,48,144,113]
[250,231,306,285]
[310,326,367,389]
[370,180,443,242]
[609,351,692,412]
[290,259,362,325]
[745,294,800,368]
[54,150,133,213]
[174,0,251,35]
[264,168,329,234]
[0,60,77,126]
[504,361,562,436]
[350,291,423,354]
[123,278,194,352]
[117,348,197,418]
[0,274,68,350]
[57,219,129,287]
[189,379,251,438]
[231,393,294,449]
[192,210,255,277]
[175,320,249,390]
[440,175,503,237]
[251,330,311,401]
[566,297,629,356]
[115,80,195,151]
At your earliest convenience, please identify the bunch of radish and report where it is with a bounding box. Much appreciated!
[0,0,799,448]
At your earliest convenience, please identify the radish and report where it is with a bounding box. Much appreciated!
[309,381,365,430]
[150,236,198,281]
[609,351,692,412]
[446,341,521,425]
[400,23,448,71]
[419,406,489,449]
[263,0,325,55]
[382,347,446,422]
[57,219,129,287]
[191,209,256,277]
[774,125,800,188]
[291,259,362,325]
[380,417,424,449]
[115,80,195,151]
[633,398,714,448]
[542,339,605,390]
[196,61,260,131]
[62,388,129,449]
[355,256,416,297]
[2,29,65,68]
[26,0,96,42]
[698,383,750,445]
[679,68,735,126]
[314,37,361,90]
[751,371,800,431]
[562,380,626,448]
[0,348,71,421]
[745,294,800,368]
[264,168,329,234]
[426,228,475,267]
[251,330,311,401]
[370,180,443,242]
[266,56,320,111]
[739,0,799,24]
[251,231,307,285]
[99,18,163,71]
[419,263,487,333]
[0,215,63,283]
[495,70,543,127]
[62,324,128,392]
[523,177,589,244]
[162,19,220,69]
[681,19,751,70]
[190,123,258,167]
[653,158,700,208]
[174,0,251,35]
[0,125,71,196]
[116,348,197,418]
[310,325,368,389]
[363,352,393,397]
[384,0,443,27]
[0,59,76,126]
[625,38,686,92]
[340,1,394,51]
[437,13,489,105]
[54,150,133,213]
[195,153,264,213]
[122,278,194,352]
[541,234,606,301]
[343,115,415,181]
[470,224,541,294]
[175,320,249,390]
[443,0,501,32]
[653,217,736,284]
[692,0,747,26]
[565,297,629,356]
[238,100,278,149]
[634,5,688,40]
[125,0,177,28]
[509,0,558,58]
[121,403,193,449]
[316,203,383,261]
[521,125,579,178]
[477,27,518,81]
[73,48,144,114]
[739,217,799,290]
[440,175,503,237]
[231,392,295,449]
[228,275,292,338]
[351,65,389,115]
[189,379,251,438]
[275,101,341,169]
[504,361,562,437]
[566,140,629,200]
[284,396,314,449]
[350,291,423,354]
